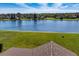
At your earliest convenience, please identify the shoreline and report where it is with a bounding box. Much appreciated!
[0,30,79,34]
[0,18,79,21]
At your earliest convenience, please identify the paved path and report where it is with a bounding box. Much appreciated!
[0,41,77,56]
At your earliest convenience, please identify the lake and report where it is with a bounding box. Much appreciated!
[0,20,79,33]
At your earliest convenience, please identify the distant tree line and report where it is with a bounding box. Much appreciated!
[0,13,79,20]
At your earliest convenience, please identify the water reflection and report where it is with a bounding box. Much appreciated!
[33,20,37,24]
[33,20,38,30]
[17,20,22,28]
[10,20,17,28]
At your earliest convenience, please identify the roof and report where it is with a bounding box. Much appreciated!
[0,41,77,56]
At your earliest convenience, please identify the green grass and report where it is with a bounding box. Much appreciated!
[45,17,79,20]
[0,31,79,55]
[1,18,79,21]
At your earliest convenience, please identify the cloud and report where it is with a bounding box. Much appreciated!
[15,3,37,9]
[15,3,29,8]
[0,3,79,13]
[67,4,79,10]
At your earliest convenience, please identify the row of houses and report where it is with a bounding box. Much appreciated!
[42,13,79,19]
[0,13,79,20]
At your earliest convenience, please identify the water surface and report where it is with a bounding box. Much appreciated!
[0,20,79,33]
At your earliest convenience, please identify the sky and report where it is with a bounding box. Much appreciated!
[0,3,79,13]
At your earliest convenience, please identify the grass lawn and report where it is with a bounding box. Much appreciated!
[45,18,79,20]
[1,18,79,21]
[0,31,79,55]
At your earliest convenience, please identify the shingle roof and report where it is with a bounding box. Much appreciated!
[0,41,77,56]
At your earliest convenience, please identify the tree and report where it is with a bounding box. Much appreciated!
[17,13,21,20]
